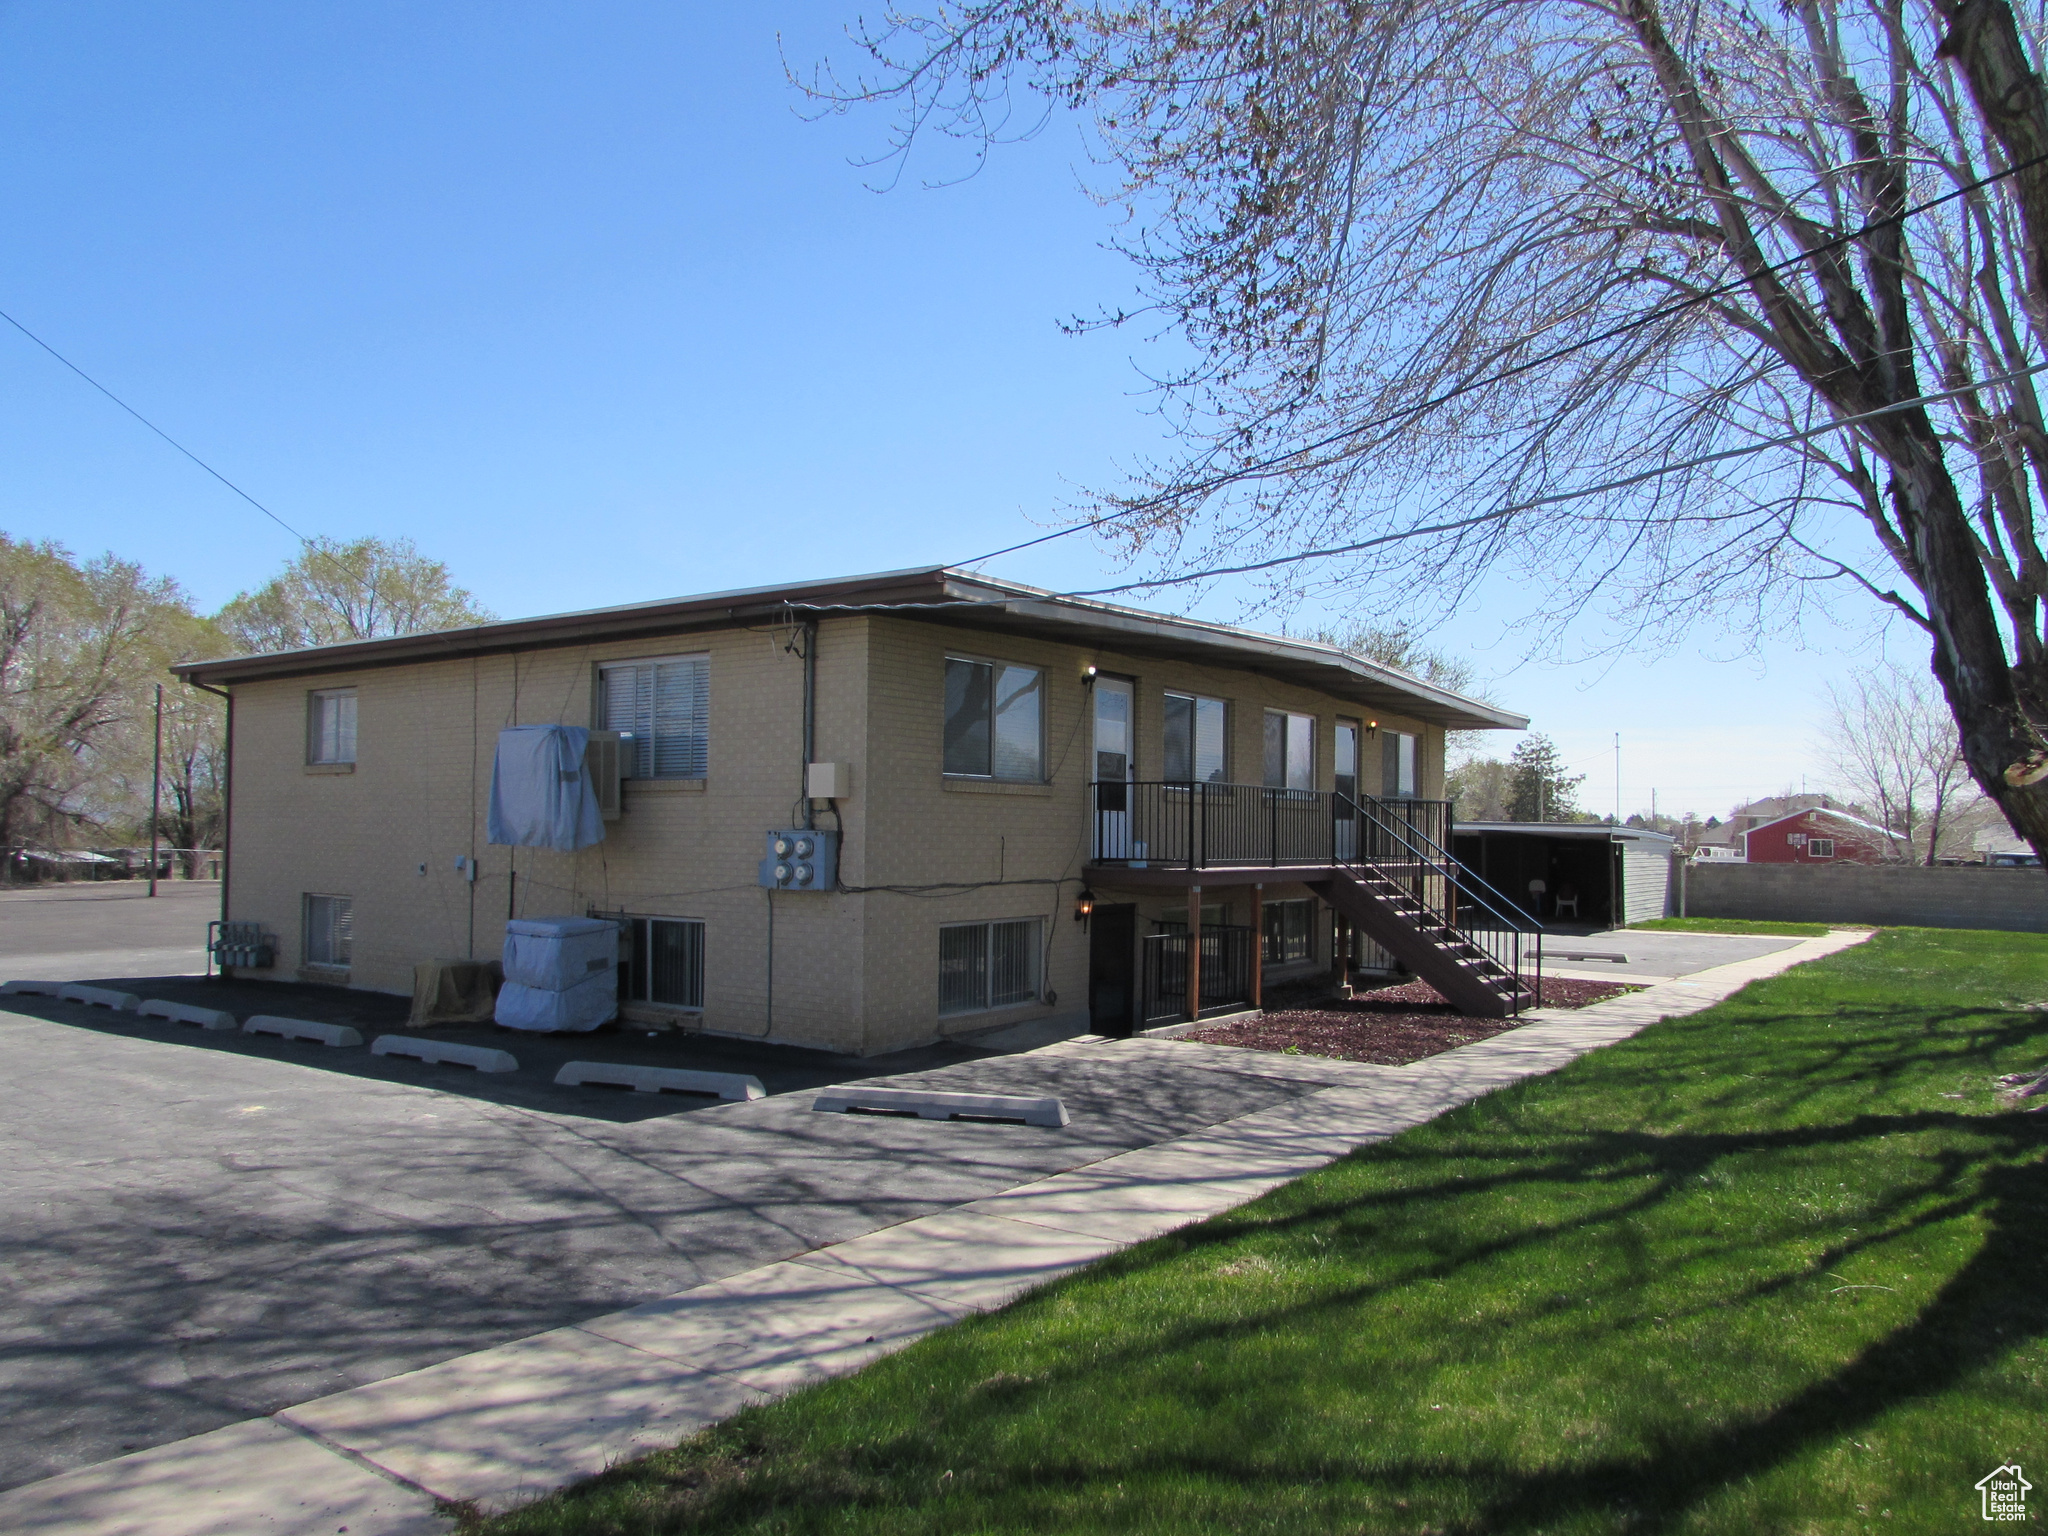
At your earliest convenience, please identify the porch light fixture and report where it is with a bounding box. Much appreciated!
[1366,719,1380,735]
[1075,888,1095,925]
[1083,664,1099,684]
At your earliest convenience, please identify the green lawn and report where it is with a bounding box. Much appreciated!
[474,929,2048,1535]
[1628,916,1843,936]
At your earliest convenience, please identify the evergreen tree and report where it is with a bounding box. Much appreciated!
[1506,734,1583,823]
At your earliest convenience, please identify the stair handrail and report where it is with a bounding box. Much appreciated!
[1349,796,1539,934]
[1346,798,1541,1007]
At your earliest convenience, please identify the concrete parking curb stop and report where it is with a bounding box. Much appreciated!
[0,928,1873,1535]
[242,1015,363,1048]
[553,1061,766,1099]
[370,1034,518,1073]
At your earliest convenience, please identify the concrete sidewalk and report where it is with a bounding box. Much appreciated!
[0,928,1873,1535]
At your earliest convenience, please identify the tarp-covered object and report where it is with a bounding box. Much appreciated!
[487,725,606,851]
[503,917,618,991]
[494,971,618,1033]
[409,958,502,1026]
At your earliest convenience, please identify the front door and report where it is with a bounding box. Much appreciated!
[1092,677,1135,859]
[1088,903,1137,1035]
[1335,720,1361,862]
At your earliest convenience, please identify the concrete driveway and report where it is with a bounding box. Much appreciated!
[1541,927,1805,981]
[0,885,1331,1493]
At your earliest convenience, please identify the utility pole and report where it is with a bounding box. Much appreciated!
[1614,732,1622,825]
[148,684,163,897]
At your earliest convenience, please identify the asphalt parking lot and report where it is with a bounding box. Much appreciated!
[0,884,1328,1492]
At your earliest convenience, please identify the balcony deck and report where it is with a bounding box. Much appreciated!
[1086,781,1450,880]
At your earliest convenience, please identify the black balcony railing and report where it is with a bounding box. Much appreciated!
[1090,780,1449,869]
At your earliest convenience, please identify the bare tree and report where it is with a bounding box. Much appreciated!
[807,0,2048,865]
[217,536,493,655]
[1822,661,1982,861]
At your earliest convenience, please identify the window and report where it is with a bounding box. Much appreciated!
[1164,693,1227,783]
[599,655,709,779]
[944,657,1042,780]
[1381,731,1418,798]
[938,918,1042,1014]
[1807,838,1835,859]
[622,916,704,1009]
[307,689,357,765]
[1158,903,1228,932]
[1263,711,1316,790]
[1263,899,1316,964]
[303,894,353,967]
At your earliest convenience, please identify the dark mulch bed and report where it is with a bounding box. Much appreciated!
[1180,975,1640,1066]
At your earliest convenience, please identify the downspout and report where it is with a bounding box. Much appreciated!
[189,679,232,937]
[800,619,817,830]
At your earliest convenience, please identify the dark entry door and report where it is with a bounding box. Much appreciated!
[1088,904,1137,1036]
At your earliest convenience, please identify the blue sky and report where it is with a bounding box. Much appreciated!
[0,1,1916,819]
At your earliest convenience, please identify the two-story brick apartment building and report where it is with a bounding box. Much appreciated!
[175,567,1532,1055]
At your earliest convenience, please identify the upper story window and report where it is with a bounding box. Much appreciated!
[944,656,1042,780]
[599,655,709,779]
[307,688,358,765]
[1164,693,1227,783]
[1263,710,1315,790]
[1382,730,1418,799]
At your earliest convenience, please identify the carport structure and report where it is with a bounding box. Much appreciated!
[1450,822,1675,928]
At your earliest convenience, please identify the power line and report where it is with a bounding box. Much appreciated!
[958,146,2048,570]
[801,360,2048,615]
[0,305,315,547]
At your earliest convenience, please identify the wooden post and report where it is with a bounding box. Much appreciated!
[1337,913,1352,996]
[1186,883,1203,1022]
[1250,882,1263,1012]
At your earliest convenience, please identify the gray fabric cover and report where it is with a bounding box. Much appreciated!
[487,725,606,851]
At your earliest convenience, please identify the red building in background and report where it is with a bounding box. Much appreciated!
[1742,806,1898,864]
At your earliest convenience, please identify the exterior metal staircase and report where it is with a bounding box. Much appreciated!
[1314,795,1539,1018]
[1088,780,1542,1019]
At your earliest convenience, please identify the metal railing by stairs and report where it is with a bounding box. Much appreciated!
[1310,800,1540,1018]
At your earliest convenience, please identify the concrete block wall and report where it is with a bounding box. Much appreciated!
[225,610,1452,1055]
[1684,861,2048,932]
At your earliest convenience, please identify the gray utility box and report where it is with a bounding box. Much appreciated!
[759,829,839,891]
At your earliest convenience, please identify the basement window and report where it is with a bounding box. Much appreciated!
[622,916,705,1009]
[939,918,1042,1015]
[303,894,353,968]
[1262,899,1316,964]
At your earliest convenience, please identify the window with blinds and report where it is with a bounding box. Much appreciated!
[624,916,704,1008]
[598,655,709,779]
[307,688,357,765]
[938,918,1042,1015]
[303,893,354,967]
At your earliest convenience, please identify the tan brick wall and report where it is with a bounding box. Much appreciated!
[223,611,1455,1054]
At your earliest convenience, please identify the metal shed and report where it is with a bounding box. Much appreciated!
[1451,823,1676,928]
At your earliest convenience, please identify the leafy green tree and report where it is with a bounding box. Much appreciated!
[0,535,187,851]
[1506,734,1583,823]
[217,536,492,654]
[1447,756,1513,822]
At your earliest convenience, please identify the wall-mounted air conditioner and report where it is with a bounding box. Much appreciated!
[584,730,625,821]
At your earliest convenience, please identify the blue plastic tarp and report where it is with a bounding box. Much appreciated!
[487,725,606,852]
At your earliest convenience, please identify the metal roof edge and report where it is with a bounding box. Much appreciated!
[170,562,1526,730]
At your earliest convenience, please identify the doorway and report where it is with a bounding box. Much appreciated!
[1092,676,1135,859]
[1088,903,1137,1035]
